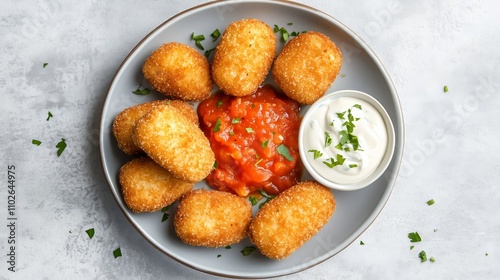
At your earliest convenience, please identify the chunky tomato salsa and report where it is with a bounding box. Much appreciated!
[198,85,302,197]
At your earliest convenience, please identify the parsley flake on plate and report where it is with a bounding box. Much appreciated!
[241,246,257,256]
[32,139,42,146]
[277,144,294,161]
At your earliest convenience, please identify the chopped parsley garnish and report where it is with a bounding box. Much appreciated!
[191,32,205,50]
[56,138,67,157]
[161,213,169,222]
[308,149,323,159]
[249,196,258,206]
[43,63,48,68]
[46,111,53,121]
[353,104,362,110]
[113,248,122,259]
[273,24,304,42]
[277,144,293,161]
[211,29,221,41]
[216,100,223,108]
[229,131,235,136]
[213,118,222,132]
[160,205,169,221]
[410,245,415,250]
[225,245,231,249]
[444,86,449,92]
[132,84,150,95]
[427,199,435,206]
[430,257,436,262]
[212,161,218,170]
[323,154,346,168]
[324,132,332,147]
[245,127,254,133]
[85,228,95,239]
[260,140,269,148]
[231,117,241,124]
[485,253,488,256]
[258,190,276,209]
[217,254,221,258]
[349,164,358,168]
[408,232,422,242]
[418,250,427,262]
[204,48,216,58]
[336,111,346,119]
[241,246,257,256]
[360,241,365,245]
[32,139,42,146]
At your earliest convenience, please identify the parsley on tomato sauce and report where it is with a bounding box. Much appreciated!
[198,85,302,197]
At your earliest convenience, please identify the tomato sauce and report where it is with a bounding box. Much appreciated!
[198,85,302,197]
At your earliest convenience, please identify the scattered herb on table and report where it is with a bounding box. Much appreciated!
[32,139,42,146]
[43,63,48,68]
[217,254,221,258]
[46,111,53,121]
[427,199,435,206]
[444,86,449,92]
[56,138,67,157]
[418,250,427,262]
[408,232,422,243]
[410,245,414,250]
[430,257,436,262]
[360,241,365,245]
[113,247,122,259]
[225,245,231,249]
[161,213,169,222]
[85,228,95,239]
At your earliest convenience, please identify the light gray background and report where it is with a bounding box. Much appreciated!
[1,0,499,279]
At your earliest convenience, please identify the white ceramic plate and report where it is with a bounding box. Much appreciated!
[99,0,405,278]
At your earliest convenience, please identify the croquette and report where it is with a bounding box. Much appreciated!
[119,157,194,212]
[174,189,252,247]
[272,31,343,105]
[142,42,213,101]
[132,103,214,182]
[112,100,198,155]
[248,181,336,259]
[212,18,276,97]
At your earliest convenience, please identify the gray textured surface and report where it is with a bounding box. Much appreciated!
[1,0,499,279]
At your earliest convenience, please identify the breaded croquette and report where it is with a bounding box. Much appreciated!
[212,18,276,97]
[119,157,194,212]
[248,181,336,259]
[112,100,198,155]
[174,189,252,247]
[142,42,213,101]
[272,31,343,105]
[133,103,214,182]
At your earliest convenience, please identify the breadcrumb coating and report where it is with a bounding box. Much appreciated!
[272,31,343,105]
[248,181,336,259]
[119,157,194,212]
[133,103,214,182]
[212,18,276,97]
[113,100,198,155]
[142,42,213,101]
[174,189,252,247]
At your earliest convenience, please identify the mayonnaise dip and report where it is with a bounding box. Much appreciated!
[303,96,388,184]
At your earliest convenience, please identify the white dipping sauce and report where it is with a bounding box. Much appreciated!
[303,96,388,184]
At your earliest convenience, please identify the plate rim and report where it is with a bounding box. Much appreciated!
[98,0,406,278]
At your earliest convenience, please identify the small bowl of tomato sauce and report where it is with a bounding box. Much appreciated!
[299,90,395,191]
[198,85,303,197]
